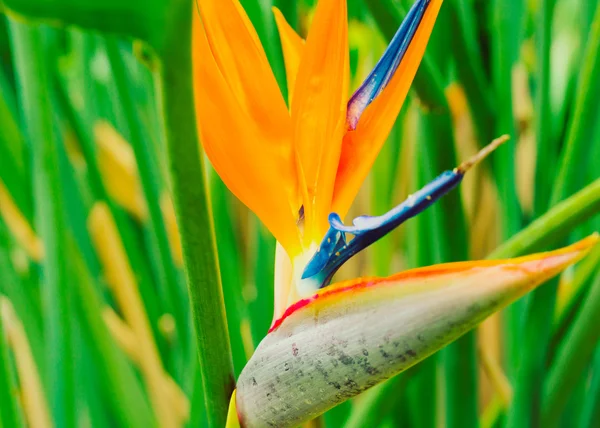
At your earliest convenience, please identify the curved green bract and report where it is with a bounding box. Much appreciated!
[2,0,168,48]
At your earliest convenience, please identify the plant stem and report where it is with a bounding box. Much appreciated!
[480,179,600,427]
[542,264,600,425]
[505,6,557,423]
[489,177,600,260]
[158,1,234,425]
[447,0,494,145]
[0,298,23,428]
[533,0,557,215]
[550,4,600,205]
[578,345,600,428]
[344,370,413,428]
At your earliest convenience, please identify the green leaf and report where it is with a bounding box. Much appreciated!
[0,68,32,222]
[578,345,600,428]
[550,2,600,205]
[70,239,156,428]
[0,296,23,428]
[489,177,600,259]
[344,370,412,428]
[210,171,251,376]
[8,20,76,428]
[104,39,188,357]
[533,0,558,216]
[542,256,600,425]
[447,0,494,145]
[3,0,168,49]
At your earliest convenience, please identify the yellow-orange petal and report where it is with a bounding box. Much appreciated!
[272,7,305,108]
[237,235,597,427]
[226,390,241,428]
[292,0,349,244]
[197,0,289,130]
[193,14,301,252]
[332,0,443,217]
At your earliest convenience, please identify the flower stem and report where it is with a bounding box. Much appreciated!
[489,177,600,260]
[157,1,234,425]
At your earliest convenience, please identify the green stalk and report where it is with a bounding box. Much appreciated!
[489,0,523,238]
[479,178,600,427]
[0,221,45,376]
[274,0,297,31]
[578,345,600,428]
[8,21,76,428]
[371,119,403,276]
[553,244,600,329]
[54,58,170,373]
[507,12,600,410]
[489,0,525,385]
[157,2,234,425]
[248,220,276,345]
[542,266,600,425]
[344,369,413,428]
[70,237,155,427]
[420,111,476,428]
[394,110,475,428]
[401,146,442,428]
[447,0,494,145]
[0,298,23,428]
[0,68,32,222]
[504,279,557,428]
[491,0,522,251]
[508,0,558,406]
[105,40,186,351]
[489,177,600,260]
[210,171,251,376]
[533,0,558,215]
[550,4,600,205]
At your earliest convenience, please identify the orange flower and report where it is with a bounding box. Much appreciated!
[193,0,442,248]
[194,0,444,315]
[192,2,599,426]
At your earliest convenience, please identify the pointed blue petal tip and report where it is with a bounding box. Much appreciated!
[346,0,431,129]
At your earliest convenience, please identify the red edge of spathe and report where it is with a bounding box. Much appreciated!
[268,235,598,333]
[268,266,460,333]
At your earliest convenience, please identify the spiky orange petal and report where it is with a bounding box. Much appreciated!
[291,0,349,244]
[272,7,305,108]
[192,12,300,251]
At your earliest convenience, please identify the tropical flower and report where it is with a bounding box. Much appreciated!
[192,0,598,426]
[194,0,454,316]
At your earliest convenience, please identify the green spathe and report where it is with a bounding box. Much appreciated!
[236,237,596,427]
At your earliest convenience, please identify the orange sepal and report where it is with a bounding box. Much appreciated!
[192,12,300,252]
[272,7,305,108]
[291,0,349,243]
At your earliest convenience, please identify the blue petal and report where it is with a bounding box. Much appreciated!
[302,169,463,284]
[346,0,430,130]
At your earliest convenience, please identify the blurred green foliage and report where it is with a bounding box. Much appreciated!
[0,0,598,427]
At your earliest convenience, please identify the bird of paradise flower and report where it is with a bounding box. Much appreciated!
[192,0,598,426]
